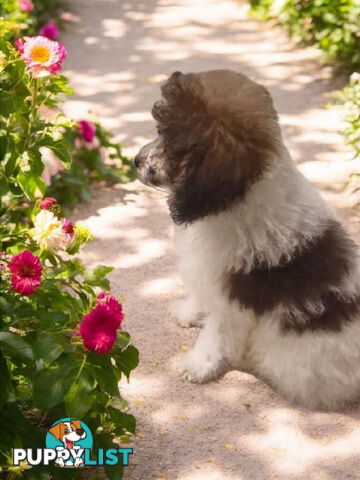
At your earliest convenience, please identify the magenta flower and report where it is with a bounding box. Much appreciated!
[9,250,42,295]
[79,294,124,354]
[18,0,34,12]
[16,36,66,77]
[15,39,24,54]
[80,323,117,355]
[61,218,74,235]
[39,22,59,40]
[78,121,96,142]
[96,292,124,328]
[39,197,57,210]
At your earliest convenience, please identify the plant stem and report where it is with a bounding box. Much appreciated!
[74,352,89,384]
[23,78,38,152]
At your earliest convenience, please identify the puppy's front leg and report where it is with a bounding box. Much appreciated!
[179,314,227,382]
[168,296,203,328]
[179,308,256,383]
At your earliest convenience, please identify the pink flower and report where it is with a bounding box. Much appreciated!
[96,292,124,328]
[79,294,124,354]
[61,218,74,235]
[9,250,42,295]
[39,197,57,210]
[80,305,118,354]
[78,121,96,142]
[80,323,117,355]
[39,22,59,40]
[18,0,34,12]
[15,39,24,54]
[16,36,67,77]
[75,136,101,151]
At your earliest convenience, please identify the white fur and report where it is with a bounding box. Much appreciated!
[170,145,360,409]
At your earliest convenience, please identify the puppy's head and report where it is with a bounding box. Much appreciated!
[49,420,86,447]
[135,70,281,224]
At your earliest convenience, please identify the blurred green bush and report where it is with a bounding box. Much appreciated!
[249,0,360,70]
[248,0,360,202]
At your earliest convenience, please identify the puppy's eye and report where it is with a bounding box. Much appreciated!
[71,426,75,431]
[64,428,69,433]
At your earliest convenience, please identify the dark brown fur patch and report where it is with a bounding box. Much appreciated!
[282,291,360,333]
[225,219,360,333]
[152,70,281,224]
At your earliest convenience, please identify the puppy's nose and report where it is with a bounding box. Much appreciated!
[134,154,141,168]
[76,428,85,436]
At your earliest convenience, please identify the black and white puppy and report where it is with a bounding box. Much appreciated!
[135,69,360,410]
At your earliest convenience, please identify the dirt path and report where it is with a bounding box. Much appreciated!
[63,1,360,479]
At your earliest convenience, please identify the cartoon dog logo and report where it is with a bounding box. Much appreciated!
[48,419,87,468]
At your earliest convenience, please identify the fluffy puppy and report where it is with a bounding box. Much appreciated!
[135,69,360,410]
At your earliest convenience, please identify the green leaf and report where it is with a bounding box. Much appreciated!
[38,135,72,167]
[0,332,34,365]
[108,406,136,435]
[65,367,96,418]
[114,344,139,380]
[16,170,46,200]
[116,332,131,351]
[0,296,9,314]
[0,351,10,409]
[33,353,82,409]
[49,75,74,96]
[84,265,114,286]
[33,333,64,364]
[4,148,17,177]
[0,403,42,450]
[87,353,120,397]
[0,176,9,195]
[38,311,70,329]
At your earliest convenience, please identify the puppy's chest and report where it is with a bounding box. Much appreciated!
[173,223,228,297]
[174,224,225,267]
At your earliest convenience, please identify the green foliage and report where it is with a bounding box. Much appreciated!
[333,73,360,201]
[0,18,138,480]
[1,1,135,212]
[248,0,360,206]
[333,73,360,155]
[47,122,137,211]
[248,0,360,70]
[0,0,63,37]
[0,34,72,216]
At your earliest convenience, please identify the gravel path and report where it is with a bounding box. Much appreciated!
[63,1,360,479]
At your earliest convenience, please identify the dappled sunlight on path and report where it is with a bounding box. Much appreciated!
[65,1,360,479]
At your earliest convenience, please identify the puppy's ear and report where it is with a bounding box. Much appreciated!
[153,71,280,224]
[70,420,81,430]
[168,132,258,224]
[49,423,62,440]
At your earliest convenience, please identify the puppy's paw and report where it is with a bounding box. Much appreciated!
[168,299,203,328]
[55,458,65,468]
[178,348,224,383]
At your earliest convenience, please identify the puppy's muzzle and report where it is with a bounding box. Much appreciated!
[134,154,141,169]
[134,139,169,188]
